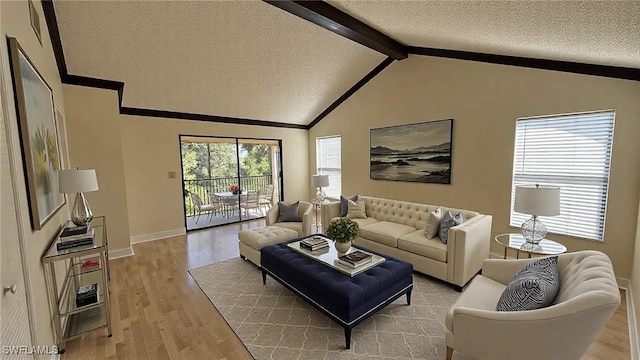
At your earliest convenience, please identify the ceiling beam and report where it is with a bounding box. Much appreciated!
[264,1,408,60]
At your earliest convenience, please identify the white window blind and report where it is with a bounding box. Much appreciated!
[510,110,615,241]
[316,136,341,199]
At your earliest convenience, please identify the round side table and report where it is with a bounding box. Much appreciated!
[495,233,567,259]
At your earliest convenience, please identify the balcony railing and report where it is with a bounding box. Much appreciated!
[184,175,273,215]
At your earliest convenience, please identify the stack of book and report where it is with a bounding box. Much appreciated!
[300,236,329,251]
[57,224,95,250]
[338,251,373,268]
[80,257,100,272]
[75,283,98,307]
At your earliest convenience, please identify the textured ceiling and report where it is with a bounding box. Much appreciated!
[53,1,385,125]
[329,0,640,68]
[53,1,638,127]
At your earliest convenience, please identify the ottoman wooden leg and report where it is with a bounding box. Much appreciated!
[446,346,453,360]
[261,269,267,285]
[344,327,352,349]
[406,289,412,305]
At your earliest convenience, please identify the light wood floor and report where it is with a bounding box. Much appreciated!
[61,220,632,359]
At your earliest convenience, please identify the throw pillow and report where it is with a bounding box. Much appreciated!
[496,256,560,311]
[424,207,442,239]
[340,195,359,217]
[277,201,301,222]
[439,211,463,244]
[346,199,367,219]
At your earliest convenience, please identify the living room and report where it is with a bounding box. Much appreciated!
[1,1,638,359]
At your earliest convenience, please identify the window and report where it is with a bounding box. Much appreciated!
[510,110,615,241]
[316,136,341,199]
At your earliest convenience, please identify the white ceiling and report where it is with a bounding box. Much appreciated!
[54,0,385,126]
[330,0,640,68]
[53,1,639,127]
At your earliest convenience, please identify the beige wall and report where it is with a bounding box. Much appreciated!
[309,55,640,278]
[632,195,640,349]
[0,0,69,347]
[63,85,131,251]
[63,85,309,244]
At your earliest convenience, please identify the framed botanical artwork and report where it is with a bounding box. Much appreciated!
[370,119,453,184]
[8,37,65,230]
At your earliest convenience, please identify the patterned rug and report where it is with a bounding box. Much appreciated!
[189,258,470,360]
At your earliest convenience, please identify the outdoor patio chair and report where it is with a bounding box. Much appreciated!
[189,192,216,224]
[259,184,274,211]
[240,190,262,217]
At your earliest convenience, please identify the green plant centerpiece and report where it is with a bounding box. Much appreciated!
[325,217,360,253]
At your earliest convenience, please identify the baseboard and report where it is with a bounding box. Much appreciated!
[109,246,134,259]
[130,228,186,244]
[618,278,640,360]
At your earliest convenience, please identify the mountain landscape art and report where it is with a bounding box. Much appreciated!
[370,119,453,184]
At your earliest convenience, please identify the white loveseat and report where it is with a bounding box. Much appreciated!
[322,196,493,289]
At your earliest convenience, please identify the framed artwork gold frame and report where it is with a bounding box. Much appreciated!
[8,37,65,230]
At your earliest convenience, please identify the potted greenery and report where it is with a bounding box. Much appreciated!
[325,217,360,253]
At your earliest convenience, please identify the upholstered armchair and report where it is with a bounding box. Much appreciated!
[266,201,313,237]
[445,250,620,360]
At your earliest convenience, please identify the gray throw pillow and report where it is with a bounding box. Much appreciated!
[340,195,358,217]
[277,201,301,222]
[497,256,560,311]
[439,210,463,244]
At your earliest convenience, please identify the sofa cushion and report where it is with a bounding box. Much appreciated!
[497,256,560,311]
[398,230,448,262]
[439,211,463,244]
[446,275,506,331]
[340,195,358,217]
[349,217,378,228]
[359,221,416,248]
[424,207,442,239]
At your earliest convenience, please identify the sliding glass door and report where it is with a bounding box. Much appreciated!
[181,136,282,231]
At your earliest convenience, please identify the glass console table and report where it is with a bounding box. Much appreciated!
[42,216,112,353]
[495,233,567,259]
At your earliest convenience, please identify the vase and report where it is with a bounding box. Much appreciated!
[334,240,351,253]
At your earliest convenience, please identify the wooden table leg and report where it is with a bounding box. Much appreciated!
[446,346,454,360]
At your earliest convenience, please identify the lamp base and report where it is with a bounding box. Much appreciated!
[521,215,546,245]
[71,192,93,226]
[315,187,326,203]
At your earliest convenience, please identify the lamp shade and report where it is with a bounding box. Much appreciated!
[59,169,99,193]
[514,185,560,216]
[311,174,329,188]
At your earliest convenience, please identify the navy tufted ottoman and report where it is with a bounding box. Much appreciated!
[261,241,413,349]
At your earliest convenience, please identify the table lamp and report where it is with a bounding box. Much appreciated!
[514,184,560,245]
[59,169,99,226]
[311,174,329,203]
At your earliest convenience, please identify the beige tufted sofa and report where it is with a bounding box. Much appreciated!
[445,251,620,360]
[322,196,493,289]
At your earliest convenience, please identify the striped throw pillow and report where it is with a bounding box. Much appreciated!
[496,256,560,311]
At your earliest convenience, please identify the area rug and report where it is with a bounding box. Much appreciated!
[189,258,470,360]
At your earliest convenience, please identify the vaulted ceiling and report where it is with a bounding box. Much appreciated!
[50,0,639,128]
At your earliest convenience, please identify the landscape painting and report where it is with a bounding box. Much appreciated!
[370,119,453,184]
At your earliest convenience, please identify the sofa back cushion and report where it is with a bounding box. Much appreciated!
[361,196,480,230]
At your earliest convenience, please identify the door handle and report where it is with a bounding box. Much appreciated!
[3,284,17,295]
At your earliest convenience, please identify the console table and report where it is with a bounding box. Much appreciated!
[42,216,112,353]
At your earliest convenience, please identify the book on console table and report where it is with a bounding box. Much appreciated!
[338,251,373,268]
[58,225,94,242]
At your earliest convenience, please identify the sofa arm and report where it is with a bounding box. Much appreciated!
[447,215,492,287]
[266,204,279,226]
[300,201,314,236]
[321,201,341,229]
[482,258,536,285]
[450,299,619,360]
